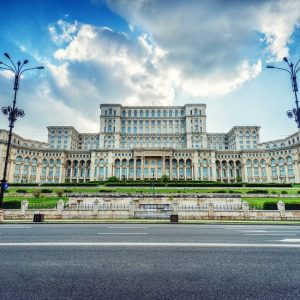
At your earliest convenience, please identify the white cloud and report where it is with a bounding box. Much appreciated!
[259,0,300,60]
[48,19,79,45]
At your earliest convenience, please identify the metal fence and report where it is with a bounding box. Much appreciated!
[179,204,242,211]
[28,203,57,209]
[65,204,130,211]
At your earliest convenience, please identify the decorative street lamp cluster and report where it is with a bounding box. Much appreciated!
[267,57,300,128]
[0,53,43,209]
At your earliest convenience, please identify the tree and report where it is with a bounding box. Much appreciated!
[107,176,119,182]
[160,175,170,183]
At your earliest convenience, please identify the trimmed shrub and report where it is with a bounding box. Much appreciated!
[41,189,53,193]
[263,202,277,210]
[16,189,27,194]
[246,189,269,194]
[281,191,288,194]
[3,200,21,209]
[63,189,73,193]
[9,183,38,187]
[286,203,300,210]
[245,183,292,188]
[99,189,115,193]
[107,176,119,182]
[41,183,98,187]
[214,190,227,193]
[271,191,277,194]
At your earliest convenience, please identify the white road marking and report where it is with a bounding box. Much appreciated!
[0,242,299,248]
[98,233,148,235]
[244,234,296,236]
[241,230,268,233]
[280,239,300,242]
[0,226,32,229]
[106,227,148,229]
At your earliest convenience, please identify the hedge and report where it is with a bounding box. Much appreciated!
[263,202,277,210]
[105,182,166,187]
[286,203,300,210]
[244,183,293,188]
[3,200,21,209]
[16,189,28,193]
[8,183,38,187]
[166,183,243,187]
[40,189,53,193]
[246,189,269,194]
[41,183,98,187]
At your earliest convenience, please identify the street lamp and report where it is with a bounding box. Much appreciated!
[0,53,44,209]
[266,56,300,128]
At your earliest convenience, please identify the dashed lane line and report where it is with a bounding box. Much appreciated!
[0,242,300,247]
[97,232,148,235]
[244,233,297,236]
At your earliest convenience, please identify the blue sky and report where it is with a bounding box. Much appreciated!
[0,0,300,142]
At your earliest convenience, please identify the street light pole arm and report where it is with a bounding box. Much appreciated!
[0,62,15,73]
[294,58,300,71]
[0,66,15,72]
[20,66,44,75]
[268,66,292,75]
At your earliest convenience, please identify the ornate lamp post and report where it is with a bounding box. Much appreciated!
[266,57,300,128]
[0,53,43,209]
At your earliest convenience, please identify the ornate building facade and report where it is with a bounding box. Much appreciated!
[0,103,299,183]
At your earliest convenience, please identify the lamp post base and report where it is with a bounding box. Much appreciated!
[0,209,4,223]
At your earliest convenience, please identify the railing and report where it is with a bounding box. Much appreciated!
[28,203,57,209]
[213,204,243,211]
[179,204,243,211]
[65,204,130,210]
[179,205,208,211]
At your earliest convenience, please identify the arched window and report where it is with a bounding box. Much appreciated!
[271,158,277,177]
[287,156,294,176]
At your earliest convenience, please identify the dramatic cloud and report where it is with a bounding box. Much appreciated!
[106,0,300,94]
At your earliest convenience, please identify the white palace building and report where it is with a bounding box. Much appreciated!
[0,103,300,183]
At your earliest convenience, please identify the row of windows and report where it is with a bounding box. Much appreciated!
[50,130,69,135]
[121,109,186,118]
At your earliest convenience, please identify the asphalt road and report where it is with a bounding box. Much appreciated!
[0,224,300,299]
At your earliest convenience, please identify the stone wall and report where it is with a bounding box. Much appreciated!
[2,199,300,221]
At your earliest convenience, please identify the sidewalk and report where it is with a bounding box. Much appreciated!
[2,219,300,225]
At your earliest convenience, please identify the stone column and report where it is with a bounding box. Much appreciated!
[172,202,179,215]
[57,199,64,215]
[242,201,249,219]
[20,163,24,182]
[93,199,99,216]
[243,163,247,182]
[284,163,288,183]
[294,161,300,182]
[192,164,194,180]
[277,201,286,219]
[266,163,271,182]
[162,158,165,176]
[21,200,28,215]
[170,159,173,180]
[208,203,214,219]
[70,162,73,182]
[134,159,137,180]
[184,164,186,180]
[0,209,4,223]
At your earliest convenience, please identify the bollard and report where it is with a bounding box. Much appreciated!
[33,214,44,222]
[170,214,178,223]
